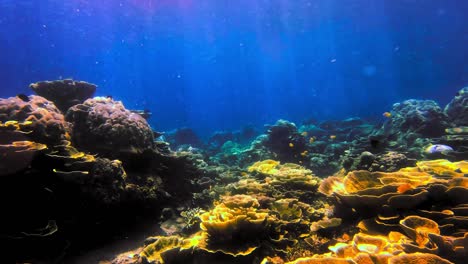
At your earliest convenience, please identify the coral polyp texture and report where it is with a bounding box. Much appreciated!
[29,79,97,112]
[0,95,69,145]
[66,97,154,156]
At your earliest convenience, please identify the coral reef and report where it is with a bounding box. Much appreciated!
[116,161,331,264]
[317,159,467,263]
[29,79,97,113]
[0,89,217,263]
[0,95,69,145]
[262,120,307,162]
[390,99,448,138]
[2,81,467,263]
[165,127,204,149]
[342,151,416,172]
[66,97,154,156]
[445,87,468,126]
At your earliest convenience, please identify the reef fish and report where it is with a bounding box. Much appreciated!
[16,94,30,102]
[424,144,454,154]
[382,112,392,118]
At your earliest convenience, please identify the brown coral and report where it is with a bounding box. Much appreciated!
[0,95,69,145]
[66,97,154,156]
[30,79,96,112]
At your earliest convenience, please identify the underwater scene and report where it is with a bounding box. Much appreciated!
[0,1,467,264]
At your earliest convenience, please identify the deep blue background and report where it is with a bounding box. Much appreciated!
[0,0,467,137]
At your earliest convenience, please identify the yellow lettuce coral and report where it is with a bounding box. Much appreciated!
[248,159,280,174]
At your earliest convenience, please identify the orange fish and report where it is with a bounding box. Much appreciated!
[289,143,294,148]
[341,233,350,241]
[441,210,454,215]
[383,112,392,118]
[301,150,308,156]
[330,135,336,140]
[397,183,413,193]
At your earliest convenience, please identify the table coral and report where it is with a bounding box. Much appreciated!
[30,79,96,113]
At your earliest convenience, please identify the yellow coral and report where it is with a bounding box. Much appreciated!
[414,159,467,177]
[248,159,280,174]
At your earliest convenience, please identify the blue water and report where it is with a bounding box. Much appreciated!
[1,0,467,137]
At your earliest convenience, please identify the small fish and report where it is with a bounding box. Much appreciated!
[341,233,350,241]
[424,144,454,154]
[289,143,294,148]
[397,183,413,193]
[441,210,454,215]
[330,135,336,140]
[301,131,308,137]
[309,137,315,144]
[445,127,468,134]
[382,112,392,118]
[301,150,308,156]
[17,94,30,102]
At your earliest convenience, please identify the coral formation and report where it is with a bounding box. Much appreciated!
[66,97,154,156]
[0,95,69,145]
[263,120,307,162]
[1,81,467,263]
[342,151,416,172]
[445,87,468,126]
[317,159,468,263]
[29,79,97,113]
[390,99,448,138]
